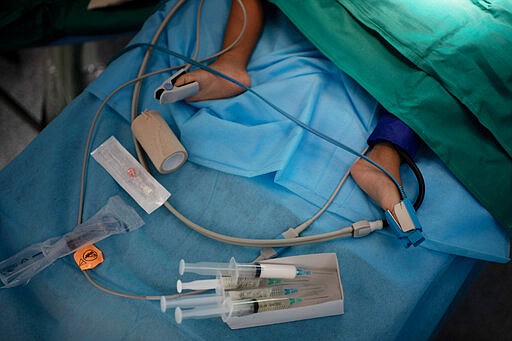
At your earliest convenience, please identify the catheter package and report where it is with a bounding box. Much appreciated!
[0,196,144,288]
[225,253,343,329]
[91,136,171,214]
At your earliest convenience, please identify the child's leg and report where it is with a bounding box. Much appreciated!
[350,109,420,213]
[350,142,403,213]
[174,0,263,101]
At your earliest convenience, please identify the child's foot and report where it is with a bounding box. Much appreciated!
[173,60,251,101]
[350,143,402,213]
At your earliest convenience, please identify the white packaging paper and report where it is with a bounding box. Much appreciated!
[91,136,171,214]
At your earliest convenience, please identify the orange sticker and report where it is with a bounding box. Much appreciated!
[73,245,104,270]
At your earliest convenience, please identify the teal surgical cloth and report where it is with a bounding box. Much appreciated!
[338,0,512,157]
[270,0,512,231]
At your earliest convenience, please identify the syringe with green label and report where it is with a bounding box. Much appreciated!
[174,294,331,324]
[161,282,329,312]
[224,283,327,300]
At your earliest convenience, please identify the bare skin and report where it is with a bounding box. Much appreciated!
[173,59,251,101]
[174,0,263,102]
[350,143,402,214]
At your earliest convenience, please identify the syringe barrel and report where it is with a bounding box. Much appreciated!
[256,263,297,279]
[177,276,263,293]
[177,278,220,293]
[218,276,261,290]
[161,294,222,312]
[175,305,230,324]
[226,282,328,300]
[179,258,300,279]
[222,296,299,320]
[179,259,233,276]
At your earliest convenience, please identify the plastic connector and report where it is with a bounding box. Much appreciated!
[352,220,384,238]
[257,227,299,261]
[385,198,425,248]
[256,247,278,262]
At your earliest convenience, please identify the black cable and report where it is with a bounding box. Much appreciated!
[394,145,425,211]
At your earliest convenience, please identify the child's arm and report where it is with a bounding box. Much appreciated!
[174,0,263,101]
[219,0,263,69]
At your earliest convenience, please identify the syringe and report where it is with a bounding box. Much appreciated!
[161,294,223,312]
[177,275,262,293]
[179,257,315,280]
[224,283,327,301]
[177,269,333,293]
[174,295,330,324]
[161,282,328,312]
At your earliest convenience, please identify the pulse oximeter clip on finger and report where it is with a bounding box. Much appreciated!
[154,67,200,104]
[385,198,425,248]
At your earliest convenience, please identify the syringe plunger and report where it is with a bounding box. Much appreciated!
[177,279,221,293]
[160,294,222,312]
[175,305,230,324]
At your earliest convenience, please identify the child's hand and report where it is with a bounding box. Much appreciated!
[173,60,251,102]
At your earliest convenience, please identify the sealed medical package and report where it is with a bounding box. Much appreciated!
[0,196,144,288]
[91,136,171,214]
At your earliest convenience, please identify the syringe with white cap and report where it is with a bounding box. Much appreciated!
[179,257,312,281]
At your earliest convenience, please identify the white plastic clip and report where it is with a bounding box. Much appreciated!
[154,68,200,104]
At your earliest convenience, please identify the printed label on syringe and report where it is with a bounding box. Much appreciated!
[228,287,300,300]
[220,276,261,290]
[254,297,304,313]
